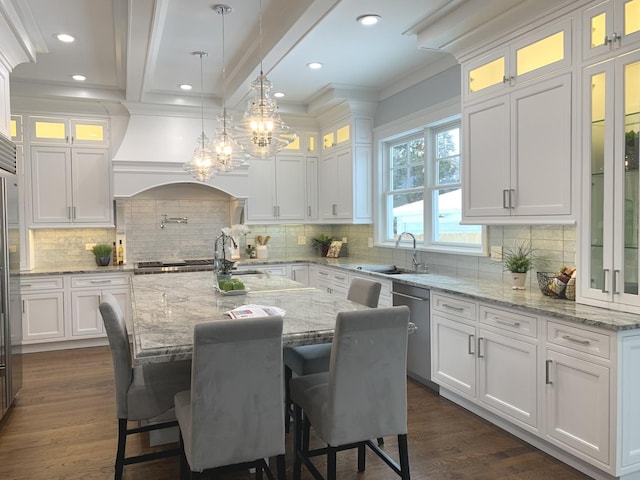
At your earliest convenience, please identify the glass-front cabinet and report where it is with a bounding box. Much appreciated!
[464,19,571,100]
[581,49,640,310]
[27,116,108,146]
[583,0,640,61]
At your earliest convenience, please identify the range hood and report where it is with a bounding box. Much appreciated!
[111,106,249,199]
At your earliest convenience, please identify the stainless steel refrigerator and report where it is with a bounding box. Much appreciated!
[0,132,21,421]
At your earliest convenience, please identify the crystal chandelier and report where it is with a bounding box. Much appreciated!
[212,4,241,173]
[183,51,217,182]
[232,0,296,159]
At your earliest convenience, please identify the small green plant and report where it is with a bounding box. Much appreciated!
[91,243,113,258]
[218,258,236,275]
[503,242,535,273]
[312,234,333,247]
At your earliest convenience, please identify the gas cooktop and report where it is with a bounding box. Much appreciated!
[134,258,216,274]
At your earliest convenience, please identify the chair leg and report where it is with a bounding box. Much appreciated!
[327,446,337,480]
[398,434,411,480]
[284,365,293,433]
[276,454,286,480]
[357,442,366,472]
[179,432,190,480]
[293,403,303,480]
[115,418,127,480]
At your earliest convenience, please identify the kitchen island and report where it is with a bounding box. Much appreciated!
[130,271,372,365]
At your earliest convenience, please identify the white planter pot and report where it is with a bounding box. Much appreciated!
[510,272,527,290]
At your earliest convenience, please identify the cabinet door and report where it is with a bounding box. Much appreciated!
[247,158,276,222]
[30,146,72,223]
[319,151,339,219]
[431,312,476,398]
[22,292,65,341]
[72,148,112,223]
[69,119,108,146]
[463,96,511,218]
[464,50,508,99]
[477,329,538,430]
[71,290,104,336]
[545,350,610,465]
[306,156,318,221]
[511,73,572,216]
[583,0,640,61]
[275,155,306,221]
[335,148,353,219]
[28,116,69,145]
[290,265,309,286]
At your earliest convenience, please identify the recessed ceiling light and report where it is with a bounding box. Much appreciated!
[179,84,193,91]
[307,62,323,70]
[357,14,381,26]
[274,92,285,98]
[55,33,75,43]
[71,74,86,81]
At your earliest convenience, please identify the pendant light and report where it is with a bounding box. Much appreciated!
[183,51,217,181]
[231,0,296,159]
[212,4,239,172]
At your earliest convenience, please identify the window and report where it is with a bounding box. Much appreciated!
[381,119,484,254]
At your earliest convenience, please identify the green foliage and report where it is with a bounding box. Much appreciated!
[312,234,333,247]
[503,242,535,273]
[91,243,113,257]
[218,259,236,274]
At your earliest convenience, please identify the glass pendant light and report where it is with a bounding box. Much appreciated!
[232,0,296,159]
[183,51,217,182]
[212,4,240,173]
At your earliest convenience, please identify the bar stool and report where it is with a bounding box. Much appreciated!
[290,306,411,480]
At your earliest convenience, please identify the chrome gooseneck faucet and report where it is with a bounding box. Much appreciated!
[214,231,238,274]
[395,231,424,272]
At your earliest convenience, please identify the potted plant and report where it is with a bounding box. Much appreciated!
[92,243,113,267]
[312,234,334,257]
[503,242,535,289]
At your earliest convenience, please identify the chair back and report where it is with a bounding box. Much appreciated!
[186,316,285,471]
[327,305,410,445]
[347,277,381,308]
[99,293,133,419]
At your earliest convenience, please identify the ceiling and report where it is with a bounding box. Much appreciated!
[7,0,576,117]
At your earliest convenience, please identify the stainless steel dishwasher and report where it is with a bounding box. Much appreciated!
[392,282,439,392]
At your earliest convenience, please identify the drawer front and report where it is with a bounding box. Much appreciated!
[331,270,350,288]
[71,274,130,289]
[547,321,611,360]
[432,293,476,321]
[480,305,538,338]
[20,276,64,291]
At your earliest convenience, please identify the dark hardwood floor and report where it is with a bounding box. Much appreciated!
[0,346,592,480]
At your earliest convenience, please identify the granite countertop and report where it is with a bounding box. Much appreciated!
[22,255,640,332]
[130,272,375,364]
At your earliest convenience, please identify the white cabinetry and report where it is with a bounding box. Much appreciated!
[544,322,612,465]
[30,146,112,225]
[463,73,572,222]
[319,115,373,224]
[20,273,131,351]
[582,0,640,61]
[20,276,65,342]
[27,116,109,146]
[246,155,306,223]
[431,294,539,432]
[315,265,349,297]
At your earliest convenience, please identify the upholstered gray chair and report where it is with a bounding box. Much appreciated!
[174,316,286,480]
[99,293,191,480]
[290,306,411,480]
[283,277,381,431]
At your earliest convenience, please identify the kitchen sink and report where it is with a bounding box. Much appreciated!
[355,265,427,275]
[230,269,266,275]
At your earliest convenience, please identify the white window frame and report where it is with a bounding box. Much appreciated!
[374,99,487,255]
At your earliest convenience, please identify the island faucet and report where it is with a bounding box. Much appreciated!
[214,231,238,274]
[395,232,425,272]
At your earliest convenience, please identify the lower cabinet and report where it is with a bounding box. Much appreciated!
[20,273,131,350]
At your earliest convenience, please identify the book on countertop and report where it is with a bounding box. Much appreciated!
[226,304,286,319]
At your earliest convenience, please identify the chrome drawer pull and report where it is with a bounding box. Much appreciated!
[561,335,590,346]
[90,279,112,284]
[545,360,553,384]
[442,303,464,312]
[391,291,428,302]
[468,334,475,355]
[496,318,520,328]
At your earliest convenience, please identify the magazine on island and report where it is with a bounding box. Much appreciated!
[226,304,286,319]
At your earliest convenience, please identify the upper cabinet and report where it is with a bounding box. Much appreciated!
[27,116,109,147]
[461,14,575,224]
[10,115,22,143]
[318,115,373,224]
[579,49,640,312]
[463,19,572,102]
[583,0,640,61]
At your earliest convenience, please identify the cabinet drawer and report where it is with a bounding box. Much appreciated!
[480,305,538,338]
[71,274,130,289]
[20,276,64,291]
[432,293,476,321]
[547,321,611,360]
[331,270,350,288]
